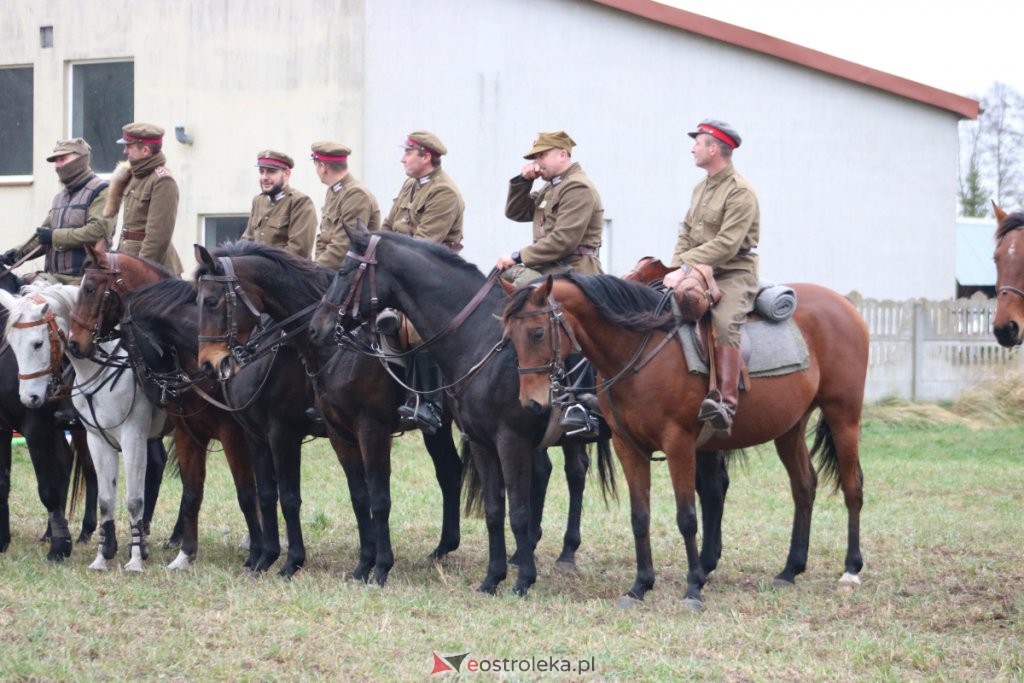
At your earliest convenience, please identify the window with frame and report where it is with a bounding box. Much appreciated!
[0,66,34,178]
[203,215,248,249]
[69,61,134,173]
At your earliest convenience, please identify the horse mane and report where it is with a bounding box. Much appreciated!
[997,211,1024,239]
[503,274,675,332]
[3,282,79,336]
[108,249,177,280]
[379,232,486,282]
[196,240,334,299]
[128,278,197,321]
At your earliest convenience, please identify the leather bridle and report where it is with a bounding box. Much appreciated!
[997,226,1024,299]
[71,253,129,349]
[321,234,383,342]
[12,294,71,399]
[198,257,265,365]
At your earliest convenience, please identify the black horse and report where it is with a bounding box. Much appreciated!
[194,242,462,584]
[306,230,638,596]
[0,269,97,559]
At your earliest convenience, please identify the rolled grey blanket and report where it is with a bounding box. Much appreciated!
[755,284,797,321]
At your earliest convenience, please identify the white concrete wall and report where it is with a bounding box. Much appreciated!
[1,0,962,299]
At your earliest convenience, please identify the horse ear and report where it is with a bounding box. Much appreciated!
[194,244,217,271]
[993,201,1008,223]
[85,240,108,267]
[499,278,516,296]
[0,288,17,313]
[342,219,370,253]
[539,275,554,299]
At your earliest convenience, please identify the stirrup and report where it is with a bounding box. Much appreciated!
[559,403,599,437]
[698,393,734,432]
[397,398,442,435]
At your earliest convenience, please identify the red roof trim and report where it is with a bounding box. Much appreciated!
[592,0,980,119]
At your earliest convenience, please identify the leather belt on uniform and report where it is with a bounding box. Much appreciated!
[736,247,755,256]
[120,229,146,241]
[443,241,464,253]
[571,245,598,257]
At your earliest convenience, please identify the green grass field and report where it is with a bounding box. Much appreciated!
[0,410,1021,680]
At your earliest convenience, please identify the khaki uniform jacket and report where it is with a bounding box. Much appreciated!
[381,167,464,247]
[505,162,604,275]
[242,187,317,259]
[315,175,381,269]
[119,154,183,274]
[671,163,759,275]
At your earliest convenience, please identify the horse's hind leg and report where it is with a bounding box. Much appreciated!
[817,403,864,588]
[696,449,729,576]
[556,442,589,571]
[219,425,263,570]
[421,423,462,560]
[332,436,375,582]
[772,416,817,586]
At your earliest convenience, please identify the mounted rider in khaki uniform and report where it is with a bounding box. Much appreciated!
[663,119,760,436]
[1,138,114,285]
[241,150,317,259]
[312,141,381,268]
[381,131,466,434]
[496,130,605,437]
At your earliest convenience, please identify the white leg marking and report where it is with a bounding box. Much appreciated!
[167,551,192,571]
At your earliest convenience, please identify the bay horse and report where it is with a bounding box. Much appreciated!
[66,246,265,570]
[306,229,617,597]
[503,274,867,608]
[194,241,463,584]
[0,269,97,560]
[0,282,165,572]
[992,203,1024,347]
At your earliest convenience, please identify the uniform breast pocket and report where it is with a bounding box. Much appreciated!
[125,188,152,225]
[702,208,724,237]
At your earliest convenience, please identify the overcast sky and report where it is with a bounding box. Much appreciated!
[659,0,1023,101]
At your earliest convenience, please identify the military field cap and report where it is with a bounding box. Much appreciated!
[256,150,294,170]
[523,131,576,159]
[117,122,165,145]
[687,119,741,149]
[403,131,446,157]
[45,138,91,162]
[310,141,351,163]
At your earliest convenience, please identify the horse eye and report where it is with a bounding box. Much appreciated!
[203,296,218,309]
[530,327,545,343]
[32,340,43,350]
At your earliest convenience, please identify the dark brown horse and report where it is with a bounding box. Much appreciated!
[993,203,1024,347]
[66,243,264,570]
[503,274,867,608]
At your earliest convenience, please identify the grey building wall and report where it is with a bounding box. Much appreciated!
[1,0,963,299]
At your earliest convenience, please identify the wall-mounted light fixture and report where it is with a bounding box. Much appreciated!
[175,125,194,145]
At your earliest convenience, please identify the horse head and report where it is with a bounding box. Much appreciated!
[993,202,1024,347]
[308,220,383,345]
[0,284,77,409]
[501,276,573,413]
[194,244,264,380]
[68,241,120,358]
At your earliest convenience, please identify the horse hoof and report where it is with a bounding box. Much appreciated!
[615,595,644,610]
[681,597,703,612]
[476,582,498,595]
[554,560,578,575]
[124,559,144,573]
[772,577,796,589]
[166,552,192,571]
[88,558,109,571]
[838,572,861,591]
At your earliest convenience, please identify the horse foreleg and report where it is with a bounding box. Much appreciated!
[613,434,655,607]
[510,448,551,567]
[70,428,98,544]
[248,435,281,573]
[23,413,73,561]
[142,437,168,535]
[332,436,375,582]
[696,449,729,576]
[772,417,817,586]
[359,422,395,586]
[270,427,306,578]
[501,442,538,597]
[664,436,704,609]
[87,435,119,571]
[167,425,207,571]
[219,426,262,570]
[421,423,462,560]
[121,429,149,573]
[0,429,12,553]
[473,445,507,594]
[556,442,589,571]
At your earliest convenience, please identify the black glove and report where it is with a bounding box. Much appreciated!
[35,228,53,245]
[0,248,17,266]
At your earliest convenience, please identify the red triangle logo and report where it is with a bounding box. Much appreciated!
[431,652,455,675]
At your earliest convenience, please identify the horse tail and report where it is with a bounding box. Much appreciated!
[164,437,181,480]
[460,439,484,518]
[809,413,840,491]
[592,437,618,505]
[66,435,86,519]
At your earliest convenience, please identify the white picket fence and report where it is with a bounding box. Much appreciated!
[849,292,1022,402]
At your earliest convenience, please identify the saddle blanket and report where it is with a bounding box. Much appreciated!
[678,317,809,377]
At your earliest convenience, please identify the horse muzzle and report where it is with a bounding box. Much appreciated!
[993,320,1022,347]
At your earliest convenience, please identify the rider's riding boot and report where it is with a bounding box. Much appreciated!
[304,407,328,438]
[397,353,443,435]
[142,437,168,536]
[559,354,600,438]
[698,346,741,435]
[376,309,408,373]
[53,399,81,427]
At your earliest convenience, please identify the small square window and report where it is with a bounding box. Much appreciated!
[203,216,248,249]
[40,26,53,49]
